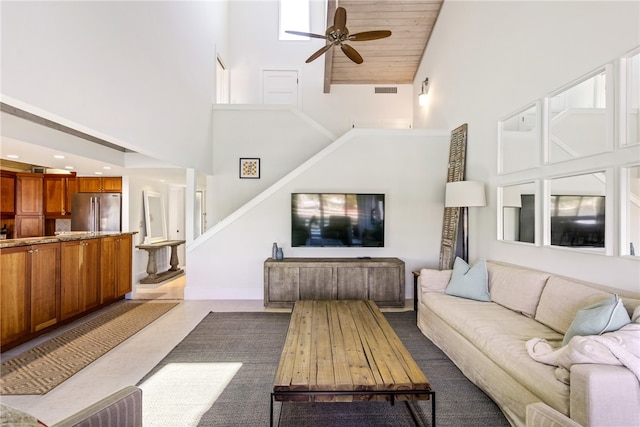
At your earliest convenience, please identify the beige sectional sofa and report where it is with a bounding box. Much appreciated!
[417,260,640,427]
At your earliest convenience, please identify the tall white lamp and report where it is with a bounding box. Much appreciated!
[445,180,487,262]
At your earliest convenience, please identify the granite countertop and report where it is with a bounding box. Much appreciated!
[0,231,138,249]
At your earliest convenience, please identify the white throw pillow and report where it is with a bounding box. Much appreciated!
[562,294,631,346]
[444,257,490,302]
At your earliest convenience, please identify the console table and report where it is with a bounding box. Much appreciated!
[136,239,185,284]
[264,257,405,308]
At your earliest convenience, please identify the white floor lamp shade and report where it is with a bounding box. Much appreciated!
[445,181,487,262]
[445,181,487,208]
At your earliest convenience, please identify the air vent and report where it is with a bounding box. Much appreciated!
[374,87,398,94]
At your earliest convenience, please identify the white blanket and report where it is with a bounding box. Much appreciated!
[526,322,640,385]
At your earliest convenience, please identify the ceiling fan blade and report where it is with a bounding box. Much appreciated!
[334,7,347,33]
[285,30,327,40]
[305,44,333,63]
[340,43,363,64]
[349,30,392,41]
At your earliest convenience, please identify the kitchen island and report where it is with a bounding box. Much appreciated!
[0,231,137,350]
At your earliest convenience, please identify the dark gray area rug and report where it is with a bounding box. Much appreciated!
[138,311,509,426]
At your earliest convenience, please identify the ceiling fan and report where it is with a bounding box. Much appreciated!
[286,6,391,64]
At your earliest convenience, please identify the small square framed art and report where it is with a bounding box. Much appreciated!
[239,158,260,179]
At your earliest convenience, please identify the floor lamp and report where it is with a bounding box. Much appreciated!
[445,181,487,262]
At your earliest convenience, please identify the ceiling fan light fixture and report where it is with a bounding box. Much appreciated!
[286,7,391,65]
[419,77,430,106]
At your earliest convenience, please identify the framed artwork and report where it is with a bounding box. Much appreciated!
[239,158,260,179]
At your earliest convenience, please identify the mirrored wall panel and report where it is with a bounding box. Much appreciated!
[625,51,639,147]
[500,182,536,243]
[549,172,606,250]
[548,69,611,163]
[624,165,639,256]
[499,104,540,174]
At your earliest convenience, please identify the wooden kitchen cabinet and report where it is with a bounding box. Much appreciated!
[0,246,30,347]
[116,234,132,296]
[100,234,132,303]
[16,173,43,215]
[44,174,77,218]
[15,173,44,238]
[15,215,44,238]
[29,242,61,332]
[264,257,405,308]
[77,177,122,193]
[1,233,135,350]
[0,171,16,215]
[0,241,61,346]
[60,238,100,320]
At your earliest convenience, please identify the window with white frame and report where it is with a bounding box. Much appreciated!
[279,0,310,40]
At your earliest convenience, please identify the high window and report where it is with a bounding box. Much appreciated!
[279,0,310,40]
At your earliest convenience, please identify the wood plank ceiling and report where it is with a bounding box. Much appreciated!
[323,0,443,92]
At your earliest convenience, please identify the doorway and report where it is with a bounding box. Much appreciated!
[134,186,186,301]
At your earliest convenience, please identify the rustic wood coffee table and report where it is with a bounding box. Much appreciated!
[271,300,435,426]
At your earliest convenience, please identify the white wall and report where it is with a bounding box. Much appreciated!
[413,0,640,292]
[227,0,414,136]
[1,0,225,174]
[186,129,450,300]
[1,0,413,187]
[211,106,335,223]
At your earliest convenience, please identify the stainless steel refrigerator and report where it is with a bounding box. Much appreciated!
[71,193,122,232]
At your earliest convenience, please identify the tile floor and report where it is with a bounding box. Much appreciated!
[0,277,267,424]
[0,276,412,425]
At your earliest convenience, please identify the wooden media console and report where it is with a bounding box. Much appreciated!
[263,257,405,308]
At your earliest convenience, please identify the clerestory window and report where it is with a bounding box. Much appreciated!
[279,0,310,40]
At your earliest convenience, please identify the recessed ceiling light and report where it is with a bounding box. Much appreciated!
[103,166,111,170]
[54,155,65,159]
[6,154,19,159]
[65,166,74,170]
[94,171,103,175]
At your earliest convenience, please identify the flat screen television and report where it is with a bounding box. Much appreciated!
[550,195,605,247]
[292,193,385,247]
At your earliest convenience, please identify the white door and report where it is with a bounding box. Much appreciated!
[263,70,299,107]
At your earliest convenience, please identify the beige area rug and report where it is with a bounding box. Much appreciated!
[0,302,177,395]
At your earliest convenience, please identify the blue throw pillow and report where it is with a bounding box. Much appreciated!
[563,294,631,346]
[444,257,490,302]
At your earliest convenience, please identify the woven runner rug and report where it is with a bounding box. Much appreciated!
[0,302,177,395]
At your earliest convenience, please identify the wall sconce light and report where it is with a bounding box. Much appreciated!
[418,77,430,106]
